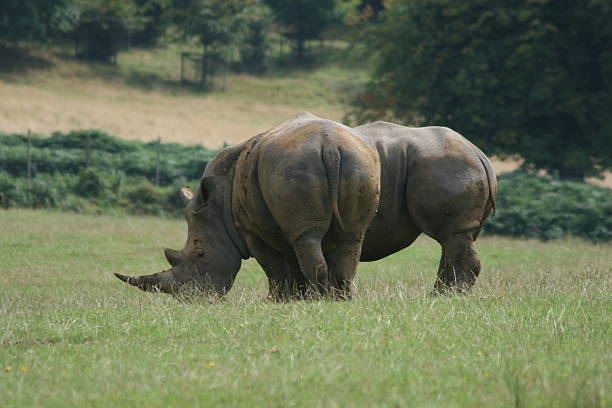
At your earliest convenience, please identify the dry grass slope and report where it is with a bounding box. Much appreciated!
[0,44,355,148]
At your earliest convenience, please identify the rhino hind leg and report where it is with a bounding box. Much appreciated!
[432,231,481,294]
[293,237,330,297]
[326,238,364,300]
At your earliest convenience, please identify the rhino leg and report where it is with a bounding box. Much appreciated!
[247,236,307,301]
[432,231,481,294]
[293,237,329,297]
[326,238,364,300]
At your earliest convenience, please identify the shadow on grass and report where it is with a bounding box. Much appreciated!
[0,41,363,95]
[0,42,54,74]
[262,40,368,78]
[51,48,210,94]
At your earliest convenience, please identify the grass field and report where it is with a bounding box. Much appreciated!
[1,209,609,407]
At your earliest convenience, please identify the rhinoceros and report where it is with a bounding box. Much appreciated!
[115,112,496,299]
[116,113,381,299]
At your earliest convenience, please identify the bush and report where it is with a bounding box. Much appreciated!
[0,130,217,183]
[484,172,612,242]
[75,169,111,198]
[2,130,610,242]
[121,182,182,216]
[0,129,209,216]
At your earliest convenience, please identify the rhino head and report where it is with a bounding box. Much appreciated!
[115,150,249,298]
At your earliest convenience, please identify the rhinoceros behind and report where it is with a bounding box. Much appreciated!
[116,112,497,299]
[116,113,381,299]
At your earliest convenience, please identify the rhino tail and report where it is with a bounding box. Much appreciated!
[322,146,346,231]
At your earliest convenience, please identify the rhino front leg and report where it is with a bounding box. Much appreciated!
[292,237,329,297]
[247,236,306,301]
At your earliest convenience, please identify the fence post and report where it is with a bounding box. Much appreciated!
[223,50,229,92]
[85,133,91,168]
[180,53,185,84]
[155,137,161,187]
[26,128,32,188]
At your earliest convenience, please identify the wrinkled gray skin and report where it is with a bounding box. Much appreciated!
[116,112,497,299]
[116,113,381,300]
[357,120,496,292]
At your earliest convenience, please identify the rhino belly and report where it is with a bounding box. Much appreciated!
[360,213,421,261]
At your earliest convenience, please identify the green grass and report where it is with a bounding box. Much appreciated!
[1,210,610,407]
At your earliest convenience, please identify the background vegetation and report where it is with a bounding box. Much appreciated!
[1,130,611,242]
[3,0,610,178]
[0,130,215,216]
[347,0,612,179]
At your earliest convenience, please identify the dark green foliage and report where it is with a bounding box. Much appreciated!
[121,182,178,216]
[61,0,142,62]
[171,0,250,51]
[0,130,216,216]
[240,19,269,75]
[131,0,171,46]
[484,172,612,242]
[0,0,67,42]
[350,0,612,179]
[75,168,111,197]
[265,0,337,60]
[0,129,215,182]
[357,0,385,20]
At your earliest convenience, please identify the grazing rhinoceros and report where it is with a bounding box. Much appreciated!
[116,112,497,299]
[116,113,381,299]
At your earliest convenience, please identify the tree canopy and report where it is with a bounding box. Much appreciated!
[265,0,337,59]
[349,0,612,179]
[0,0,67,42]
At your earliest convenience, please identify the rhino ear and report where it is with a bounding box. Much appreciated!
[179,186,193,204]
[199,176,217,202]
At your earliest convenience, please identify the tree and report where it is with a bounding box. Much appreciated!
[240,18,270,74]
[131,0,172,46]
[56,0,141,62]
[349,0,612,179]
[265,0,337,60]
[0,0,67,42]
[172,0,250,53]
[357,0,385,20]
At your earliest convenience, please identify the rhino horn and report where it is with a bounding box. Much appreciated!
[164,248,184,267]
[114,270,175,293]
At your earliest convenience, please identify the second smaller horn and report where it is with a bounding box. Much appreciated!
[164,248,184,267]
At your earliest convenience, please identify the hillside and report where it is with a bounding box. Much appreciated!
[0,42,361,148]
[1,42,610,186]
